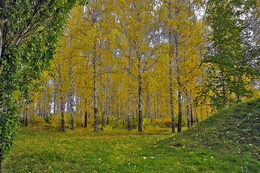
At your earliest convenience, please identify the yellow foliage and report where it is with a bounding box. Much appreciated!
[154,118,171,127]
[163,118,172,127]
[103,125,113,132]
[145,125,161,132]
[49,112,83,128]
[154,119,164,127]
[29,116,48,127]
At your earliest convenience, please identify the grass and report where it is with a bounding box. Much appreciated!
[3,98,260,172]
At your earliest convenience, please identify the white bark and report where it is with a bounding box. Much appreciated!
[138,60,142,132]
[176,34,182,133]
[37,98,41,117]
[93,45,98,131]
[190,89,193,126]
[100,71,104,127]
[75,89,80,116]
[69,58,74,130]
[53,74,58,115]
[186,88,190,128]
[116,98,119,121]
[168,10,175,131]
[121,100,124,125]
[127,86,131,130]
[148,90,151,120]
[58,63,65,131]
[25,96,29,127]
[43,77,48,118]
[169,58,175,132]
[127,98,131,130]
[106,73,110,125]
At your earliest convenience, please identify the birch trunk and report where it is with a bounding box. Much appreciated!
[190,89,193,126]
[157,93,159,119]
[84,98,87,128]
[25,96,29,127]
[106,73,110,125]
[37,98,41,117]
[138,63,142,132]
[58,64,65,131]
[53,75,58,115]
[186,88,190,128]
[84,111,88,128]
[168,0,178,131]
[93,44,98,131]
[100,71,104,127]
[176,34,182,133]
[69,58,74,130]
[127,98,131,131]
[168,18,175,132]
[136,102,139,119]
[116,98,119,121]
[75,89,80,117]
[148,90,151,121]
[154,100,156,120]
[169,58,175,132]
[121,100,124,125]
[43,77,48,119]
[127,61,131,130]
[66,92,70,113]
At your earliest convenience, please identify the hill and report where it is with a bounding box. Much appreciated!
[157,98,260,172]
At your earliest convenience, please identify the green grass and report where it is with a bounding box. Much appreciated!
[3,98,260,172]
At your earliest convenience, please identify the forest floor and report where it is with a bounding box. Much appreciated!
[3,98,260,172]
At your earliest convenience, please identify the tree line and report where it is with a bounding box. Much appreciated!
[21,0,259,133]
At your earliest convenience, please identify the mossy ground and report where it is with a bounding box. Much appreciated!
[3,98,260,172]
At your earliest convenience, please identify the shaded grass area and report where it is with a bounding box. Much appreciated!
[3,98,260,172]
[158,98,260,172]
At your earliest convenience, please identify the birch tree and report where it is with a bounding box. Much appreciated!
[114,0,160,132]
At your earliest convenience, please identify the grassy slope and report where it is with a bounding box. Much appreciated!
[3,98,260,172]
[157,98,260,172]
